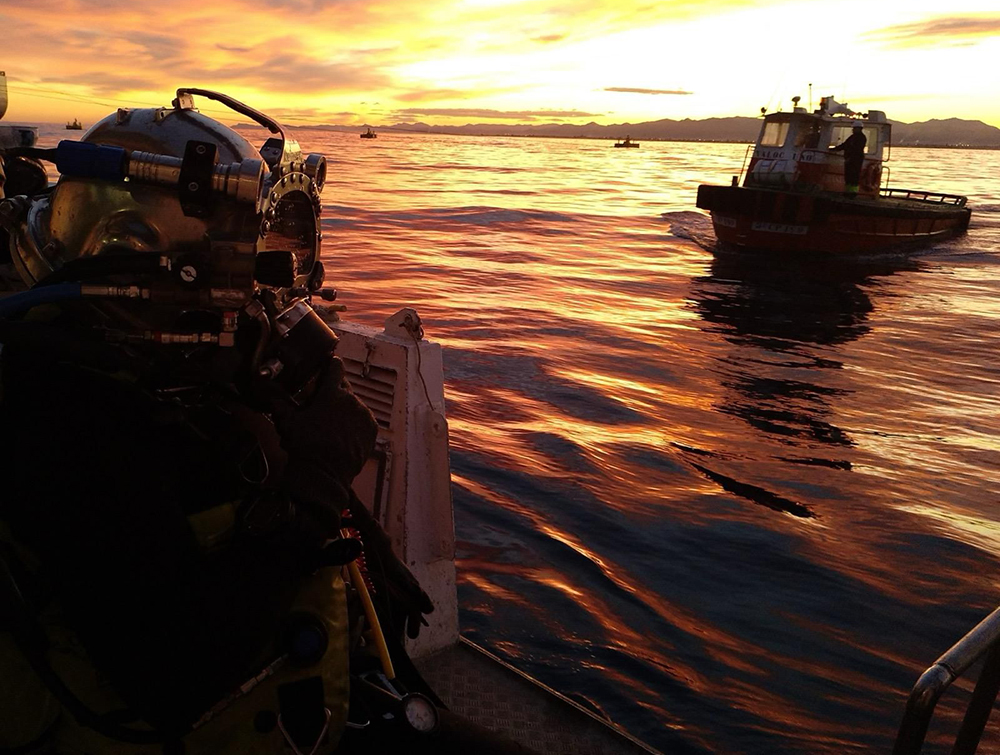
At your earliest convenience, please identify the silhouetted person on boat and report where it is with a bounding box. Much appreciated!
[831,122,866,196]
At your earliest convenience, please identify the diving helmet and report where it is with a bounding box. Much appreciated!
[0,89,337,399]
[3,88,327,296]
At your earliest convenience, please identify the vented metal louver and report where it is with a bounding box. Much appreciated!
[342,358,397,429]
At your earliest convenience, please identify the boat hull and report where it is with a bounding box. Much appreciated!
[696,185,971,255]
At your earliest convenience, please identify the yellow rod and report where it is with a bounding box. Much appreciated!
[341,530,395,680]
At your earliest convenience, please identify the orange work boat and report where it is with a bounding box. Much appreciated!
[696,96,971,255]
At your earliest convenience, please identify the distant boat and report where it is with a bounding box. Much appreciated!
[614,136,639,148]
[360,127,377,139]
[66,118,83,130]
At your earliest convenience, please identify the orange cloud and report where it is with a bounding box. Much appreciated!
[200,51,393,94]
[396,88,472,103]
[392,107,600,121]
[866,14,1000,47]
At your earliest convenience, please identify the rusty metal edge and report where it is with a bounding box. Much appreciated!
[457,635,664,755]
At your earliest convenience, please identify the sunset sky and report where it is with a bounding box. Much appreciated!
[3,0,999,128]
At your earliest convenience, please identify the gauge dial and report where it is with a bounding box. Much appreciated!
[402,693,439,734]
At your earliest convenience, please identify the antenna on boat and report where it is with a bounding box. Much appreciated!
[808,83,813,112]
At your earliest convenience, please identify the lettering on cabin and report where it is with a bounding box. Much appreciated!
[714,216,738,228]
[754,148,788,160]
[751,222,808,235]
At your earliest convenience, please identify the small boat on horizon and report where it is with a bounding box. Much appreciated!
[614,136,639,148]
[360,126,377,139]
[696,95,971,255]
[65,118,82,130]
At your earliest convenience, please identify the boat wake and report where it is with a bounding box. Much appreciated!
[660,210,716,251]
[971,203,1000,214]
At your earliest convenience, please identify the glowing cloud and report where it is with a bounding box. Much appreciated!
[866,14,1000,47]
[604,87,693,95]
[392,107,601,120]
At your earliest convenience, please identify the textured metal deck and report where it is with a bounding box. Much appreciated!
[416,638,661,755]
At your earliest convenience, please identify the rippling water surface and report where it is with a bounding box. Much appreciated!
[312,131,1000,754]
[47,126,1000,752]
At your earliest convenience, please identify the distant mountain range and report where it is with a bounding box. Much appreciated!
[281,116,1000,148]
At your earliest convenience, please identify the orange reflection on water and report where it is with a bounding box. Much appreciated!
[295,129,1000,753]
[454,468,802,680]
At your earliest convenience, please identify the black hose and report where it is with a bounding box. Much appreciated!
[35,251,164,287]
[249,305,272,372]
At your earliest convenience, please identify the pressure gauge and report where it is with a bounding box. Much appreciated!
[401,693,439,734]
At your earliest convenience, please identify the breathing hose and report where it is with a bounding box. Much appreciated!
[0,252,167,320]
[0,284,82,319]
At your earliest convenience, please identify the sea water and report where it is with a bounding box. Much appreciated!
[38,125,1000,753]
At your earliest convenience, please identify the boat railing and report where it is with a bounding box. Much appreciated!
[893,604,1000,755]
[880,187,968,207]
[737,144,753,185]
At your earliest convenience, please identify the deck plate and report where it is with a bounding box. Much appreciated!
[416,638,662,755]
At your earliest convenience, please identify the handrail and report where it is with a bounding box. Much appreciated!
[894,605,1000,755]
[880,187,968,207]
[737,144,752,186]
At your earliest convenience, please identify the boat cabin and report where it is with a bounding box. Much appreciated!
[744,96,890,196]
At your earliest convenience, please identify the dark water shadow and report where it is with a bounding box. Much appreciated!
[685,253,922,508]
[694,253,923,348]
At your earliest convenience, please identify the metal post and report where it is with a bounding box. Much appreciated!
[951,645,1000,755]
[893,665,951,755]
[894,607,1000,755]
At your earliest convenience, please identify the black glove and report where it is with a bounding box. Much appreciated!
[346,490,434,639]
[276,356,378,537]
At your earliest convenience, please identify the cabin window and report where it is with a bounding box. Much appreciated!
[830,125,880,154]
[863,127,879,154]
[794,121,823,149]
[760,121,790,147]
